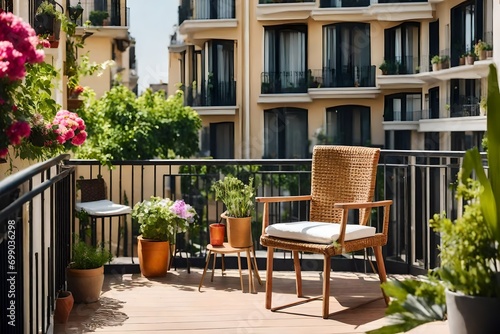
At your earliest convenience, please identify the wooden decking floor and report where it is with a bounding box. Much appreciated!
[54,269,448,334]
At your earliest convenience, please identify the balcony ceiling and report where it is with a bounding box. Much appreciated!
[308,87,381,99]
[191,106,238,116]
[420,60,493,82]
[76,26,128,39]
[377,75,426,89]
[256,2,316,21]
[179,19,238,35]
[258,93,312,104]
[418,116,486,133]
[311,3,434,22]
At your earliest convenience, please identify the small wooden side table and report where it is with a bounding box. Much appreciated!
[198,242,261,293]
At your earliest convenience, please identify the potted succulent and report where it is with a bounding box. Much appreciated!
[66,239,112,303]
[211,176,255,248]
[369,64,500,334]
[132,196,196,277]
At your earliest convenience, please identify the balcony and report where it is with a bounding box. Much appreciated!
[179,0,237,36]
[0,151,465,333]
[185,80,237,114]
[382,110,422,131]
[256,0,316,20]
[377,57,426,88]
[311,0,433,22]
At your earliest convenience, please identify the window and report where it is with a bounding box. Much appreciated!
[384,93,422,121]
[384,23,420,74]
[326,106,371,146]
[323,23,372,87]
[264,108,308,159]
[210,122,234,159]
[451,0,484,66]
[206,40,235,106]
[263,25,307,93]
[450,79,481,117]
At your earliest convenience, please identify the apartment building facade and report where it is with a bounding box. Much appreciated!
[169,0,499,159]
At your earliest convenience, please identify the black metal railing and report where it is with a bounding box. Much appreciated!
[178,0,192,25]
[450,103,480,117]
[0,155,74,334]
[385,110,422,121]
[309,66,376,88]
[380,56,420,75]
[261,71,309,93]
[68,0,125,26]
[186,80,236,107]
[64,150,468,276]
[259,0,315,3]
[0,0,13,12]
[320,0,370,8]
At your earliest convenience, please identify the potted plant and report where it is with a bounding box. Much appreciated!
[368,64,500,334]
[132,196,196,277]
[475,40,488,60]
[211,176,255,248]
[460,53,466,66]
[431,55,441,71]
[66,239,112,303]
[484,43,493,58]
[466,50,475,65]
[34,1,61,47]
[440,55,450,69]
[89,10,109,26]
[379,60,389,75]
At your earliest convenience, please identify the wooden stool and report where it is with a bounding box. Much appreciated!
[198,242,262,293]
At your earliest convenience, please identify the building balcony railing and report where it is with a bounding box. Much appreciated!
[0,150,476,332]
[309,66,376,88]
[385,110,422,122]
[179,0,235,23]
[68,0,127,27]
[259,0,315,3]
[320,0,426,7]
[261,71,309,94]
[186,80,237,107]
[380,56,420,75]
[450,103,480,118]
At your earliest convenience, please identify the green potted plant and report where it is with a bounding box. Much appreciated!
[211,176,255,248]
[466,50,475,65]
[34,1,61,47]
[89,10,109,26]
[484,43,493,58]
[431,55,441,71]
[440,55,450,69]
[475,40,488,60]
[369,64,500,334]
[67,239,112,303]
[132,196,196,277]
[379,60,389,75]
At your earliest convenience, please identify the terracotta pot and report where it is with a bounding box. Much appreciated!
[466,56,475,65]
[223,214,252,248]
[459,57,465,66]
[138,236,170,277]
[209,223,225,246]
[54,291,74,323]
[67,266,104,303]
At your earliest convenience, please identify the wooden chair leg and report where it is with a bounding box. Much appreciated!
[322,255,331,319]
[292,251,303,297]
[198,250,212,291]
[237,252,243,292]
[373,246,389,305]
[265,247,274,310]
[251,246,262,285]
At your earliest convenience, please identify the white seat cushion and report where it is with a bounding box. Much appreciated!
[265,221,376,244]
[75,200,132,216]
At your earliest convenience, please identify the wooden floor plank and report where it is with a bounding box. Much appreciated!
[53,269,448,334]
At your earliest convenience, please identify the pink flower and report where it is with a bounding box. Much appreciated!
[71,130,87,146]
[0,147,8,159]
[6,121,31,146]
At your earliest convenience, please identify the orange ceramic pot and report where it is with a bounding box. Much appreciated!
[209,223,225,246]
[223,214,253,248]
[138,236,170,277]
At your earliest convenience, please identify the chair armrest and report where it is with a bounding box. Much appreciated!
[334,200,392,245]
[256,195,312,203]
[257,195,312,235]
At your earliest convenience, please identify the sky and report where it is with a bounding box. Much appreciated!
[128,0,178,94]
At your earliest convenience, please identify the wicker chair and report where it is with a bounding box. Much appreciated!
[256,145,392,319]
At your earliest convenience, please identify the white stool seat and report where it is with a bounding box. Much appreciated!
[76,200,131,216]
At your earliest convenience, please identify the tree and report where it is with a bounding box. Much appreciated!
[76,85,202,165]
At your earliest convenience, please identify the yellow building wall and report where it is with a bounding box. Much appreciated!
[79,37,113,98]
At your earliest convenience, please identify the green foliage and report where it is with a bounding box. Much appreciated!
[367,277,446,334]
[211,176,255,218]
[69,239,112,269]
[131,196,196,242]
[89,10,109,26]
[75,87,202,166]
[36,1,57,15]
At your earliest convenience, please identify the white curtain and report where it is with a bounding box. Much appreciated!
[279,30,305,88]
[195,0,210,19]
